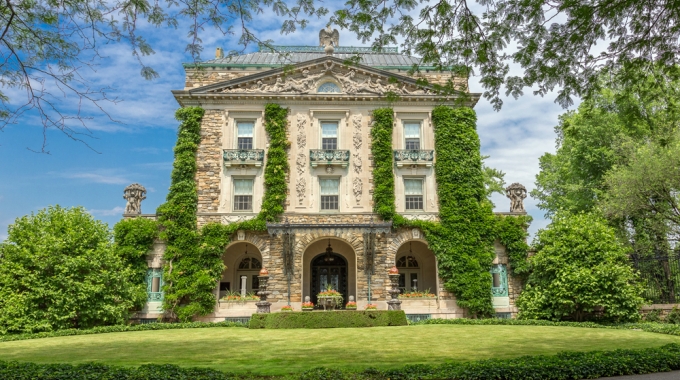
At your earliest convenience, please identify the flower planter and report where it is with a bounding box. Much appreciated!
[302,308,313,312]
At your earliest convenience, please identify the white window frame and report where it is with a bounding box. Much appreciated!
[403,121,422,150]
[235,119,256,150]
[320,120,340,150]
[319,176,341,211]
[232,177,255,212]
[403,177,425,211]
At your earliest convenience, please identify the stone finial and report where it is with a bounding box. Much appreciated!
[505,182,527,213]
[319,26,339,55]
[215,47,224,59]
[123,183,147,215]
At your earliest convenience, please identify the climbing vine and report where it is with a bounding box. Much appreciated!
[495,214,532,278]
[371,105,528,317]
[156,104,290,321]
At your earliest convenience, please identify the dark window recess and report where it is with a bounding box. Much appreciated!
[234,195,252,211]
[405,195,423,210]
[220,282,230,291]
[405,138,420,150]
[492,273,501,288]
[322,138,337,150]
[321,195,339,210]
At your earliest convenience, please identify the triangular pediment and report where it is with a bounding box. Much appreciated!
[189,56,435,96]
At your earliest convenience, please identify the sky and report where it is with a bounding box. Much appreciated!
[0,5,576,242]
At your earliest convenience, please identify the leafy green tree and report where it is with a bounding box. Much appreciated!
[0,206,145,333]
[516,212,644,322]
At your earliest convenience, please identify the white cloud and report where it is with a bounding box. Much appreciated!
[88,206,125,216]
[56,170,132,185]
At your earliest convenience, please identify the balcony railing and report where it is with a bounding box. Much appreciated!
[310,149,350,168]
[223,149,265,167]
[393,150,435,167]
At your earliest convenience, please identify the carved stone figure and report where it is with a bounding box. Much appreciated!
[296,178,306,205]
[412,228,421,239]
[319,26,339,51]
[123,183,146,214]
[506,182,527,213]
[237,230,246,241]
[353,178,363,204]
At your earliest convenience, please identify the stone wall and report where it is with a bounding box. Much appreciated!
[196,110,223,214]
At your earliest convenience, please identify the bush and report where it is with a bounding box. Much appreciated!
[517,212,644,322]
[667,306,680,324]
[644,309,663,323]
[0,206,145,334]
[249,310,408,329]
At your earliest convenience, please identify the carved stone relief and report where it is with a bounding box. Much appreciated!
[296,152,307,176]
[353,178,363,205]
[222,214,256,224]
[412,228,421,239]
[237,230,246,241]
[403,214,439,222]
[296,178,306,205]
[352,115,362,149]
[352,153,362,174]
[297,114,307,149]
[123,183,146,214]
[506,182,527,213]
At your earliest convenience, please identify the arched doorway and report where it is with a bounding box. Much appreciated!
[310,251,348,305]
[302,238,356,306]
[394,240,437,295]
[220,242,263,299]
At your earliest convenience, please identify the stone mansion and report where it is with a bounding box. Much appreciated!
[127,31,529,322]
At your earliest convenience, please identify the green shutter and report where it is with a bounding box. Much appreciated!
[490,264,508,297]
[145,268,164,302]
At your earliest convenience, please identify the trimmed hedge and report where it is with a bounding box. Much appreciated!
[249,310,408,329]
[2,344,680,379]
[0,321,246,343]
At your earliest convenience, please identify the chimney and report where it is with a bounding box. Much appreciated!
[215,47,224,59]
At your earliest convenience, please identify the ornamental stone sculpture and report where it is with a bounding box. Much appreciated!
[505,182,527,213]
[319,26,339,55]
[123,183,147,215]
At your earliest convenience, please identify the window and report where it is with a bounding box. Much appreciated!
[236,121,254,150]
[404,179,424,210]
[404,122,421,150]
[318,82,341,93]
[491,264,509,297]
[235,256,262,294]
[233,178,254,211]
[321,122,338,150]
[396,255,420,292]
[145,268,164,301]
[320,178,340,210]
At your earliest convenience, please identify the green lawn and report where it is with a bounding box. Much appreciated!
[0,325,678,375]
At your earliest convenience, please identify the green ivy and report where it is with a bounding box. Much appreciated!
[156,104,290,321]
[370,108,397,221]
[494,214,532,277]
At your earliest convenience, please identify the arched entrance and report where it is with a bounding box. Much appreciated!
[219,242,263,299]
[395,240,437,295]
[310,249,348,305]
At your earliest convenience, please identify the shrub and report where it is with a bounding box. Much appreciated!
[0,206,145,334]
[249,310,408,329]
[667,306,680,324]
[517,212,644,322]
[644,309,663,323]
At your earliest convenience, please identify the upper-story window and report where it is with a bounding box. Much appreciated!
[237,121,254,150]
[404,178,424,210]
[321,121,338,150]
[320,178,340,210]
[404,122,421,150]
[318,82,341,93]
[233,178,254,211]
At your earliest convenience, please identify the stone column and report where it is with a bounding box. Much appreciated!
[240,276,247,297]
[256,268,271,313]
[386,266,402,311]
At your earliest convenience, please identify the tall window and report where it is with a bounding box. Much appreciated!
[396,255,420,292]
[233,178,254,211]
[237,121,254,149]
[146,268,164,301]
[320,178,340,210]
[491,264,509,297]
[404,178,424,210]
[321,122,338,150]
[404,122,421,150]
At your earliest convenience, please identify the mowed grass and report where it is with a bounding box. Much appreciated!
[0,325,679,375]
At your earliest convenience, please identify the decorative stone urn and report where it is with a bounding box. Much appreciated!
[256,267,271,313]
[386,266,402,311]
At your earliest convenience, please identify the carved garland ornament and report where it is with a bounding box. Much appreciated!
[353,178,363,204]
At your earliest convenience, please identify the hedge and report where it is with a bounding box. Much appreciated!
[249,310,408,329]
[0,321,246,343]
[2,344,680,379]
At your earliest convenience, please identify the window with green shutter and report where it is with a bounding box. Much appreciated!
[490,264,508,297]
[146,268,164,302]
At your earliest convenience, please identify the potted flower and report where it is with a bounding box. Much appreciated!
[345,301,357,310]
[365,304,378,310]
[302,302,314,311]
[281,305,293,312]
[316,284,343,310]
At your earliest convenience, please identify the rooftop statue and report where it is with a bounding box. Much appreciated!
[123,183,147,215]
[505,182,527,213]
[319,26,339,55]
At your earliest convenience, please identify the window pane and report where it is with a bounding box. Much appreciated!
[322,138,337,150]
[237,122,254,137]
[234,196,252,211]
[405,138,420,150]
[404,123,420,138]
[405,196,423,210]
[321,195,339,210]
[320,179,339,195]
[151,277,160,293]
[237,138,253,150]
[404,179,423,195]
[252,275,259,292]
[492,273,501,288]
[321,122,338,138]
[234,179,254,195]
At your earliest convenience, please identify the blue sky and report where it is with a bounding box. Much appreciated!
[0,7,574,241]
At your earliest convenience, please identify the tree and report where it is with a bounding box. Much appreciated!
[533,67,680,217]
[0,206,146,333]
[516,212,644,322]
[5,1,680,150]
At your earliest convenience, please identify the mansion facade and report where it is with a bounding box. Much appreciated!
[131,34,527,321]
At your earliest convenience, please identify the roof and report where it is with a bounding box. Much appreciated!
[193,45,424,69]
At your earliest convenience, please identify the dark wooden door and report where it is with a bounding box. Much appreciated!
[310,253,348,306]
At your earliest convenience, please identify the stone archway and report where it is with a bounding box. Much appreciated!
[394,239,438,295]
[302,237,357,305]
[220,241,264,299]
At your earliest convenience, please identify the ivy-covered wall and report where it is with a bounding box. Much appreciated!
[371,105,529,317]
